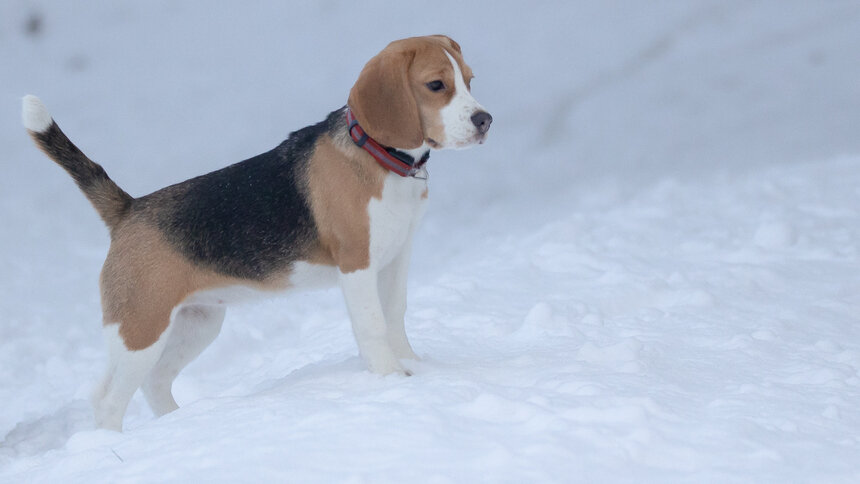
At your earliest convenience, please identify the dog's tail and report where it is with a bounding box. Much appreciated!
[22,95,133,231]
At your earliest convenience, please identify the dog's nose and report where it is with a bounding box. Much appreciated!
[471,111,493,134]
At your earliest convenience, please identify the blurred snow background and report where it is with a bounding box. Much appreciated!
[1,1,859,482]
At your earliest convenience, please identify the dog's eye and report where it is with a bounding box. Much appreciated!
[425,80,445,92]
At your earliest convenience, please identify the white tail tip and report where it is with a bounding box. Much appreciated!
[22,95,53,133]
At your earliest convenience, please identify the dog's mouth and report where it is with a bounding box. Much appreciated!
[427,132,488,150]
[462,132,489,148]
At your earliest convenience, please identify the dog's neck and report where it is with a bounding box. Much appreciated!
[345,108,430,178]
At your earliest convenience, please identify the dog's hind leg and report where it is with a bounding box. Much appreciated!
[141,304,225,416]
[92,322,172,431]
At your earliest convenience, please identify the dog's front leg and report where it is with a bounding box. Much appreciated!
[378,247,419,361]
[340,268,410,376]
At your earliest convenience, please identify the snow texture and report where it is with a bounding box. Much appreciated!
[1,1,859,482]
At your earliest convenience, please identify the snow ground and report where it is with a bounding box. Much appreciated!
[1,1,859,482]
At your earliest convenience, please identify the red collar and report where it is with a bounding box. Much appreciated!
[346,108,429,178]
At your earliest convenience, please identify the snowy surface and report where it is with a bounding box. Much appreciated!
[2,1,860,482]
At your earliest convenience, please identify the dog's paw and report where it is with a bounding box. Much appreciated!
[369,360,410,376]
[364,350,411,376]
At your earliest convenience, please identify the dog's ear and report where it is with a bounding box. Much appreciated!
[348,47,423,150]
[428,34,461,54]
[443,36,462,54]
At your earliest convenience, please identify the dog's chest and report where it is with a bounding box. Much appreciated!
[367,173,428,266]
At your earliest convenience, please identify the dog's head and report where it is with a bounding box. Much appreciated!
[348,35,492,151]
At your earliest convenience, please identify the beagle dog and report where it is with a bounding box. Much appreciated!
[22,35,491,431]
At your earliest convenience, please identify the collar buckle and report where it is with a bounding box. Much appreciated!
[347,117,369,148]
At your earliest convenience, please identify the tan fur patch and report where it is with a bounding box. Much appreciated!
[304,132,386,273]
[101,220,285,350]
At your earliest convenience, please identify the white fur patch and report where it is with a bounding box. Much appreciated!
[439,51,486,149]
[367,173,428,268]
[288,261,339,289]
[183,284,270,306]
[22,95,53,133]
